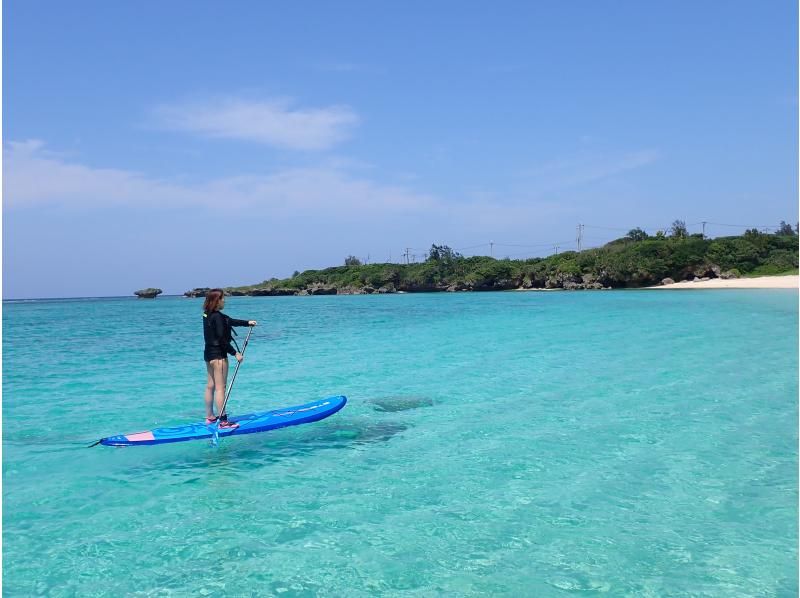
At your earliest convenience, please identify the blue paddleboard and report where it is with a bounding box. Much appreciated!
[97,395,347,447]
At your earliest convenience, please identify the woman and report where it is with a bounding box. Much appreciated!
[202,289,257,428]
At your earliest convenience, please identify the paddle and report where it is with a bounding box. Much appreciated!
[215,324,254,427]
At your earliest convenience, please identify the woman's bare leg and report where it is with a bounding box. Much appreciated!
[211,358,229,417]
[204,361,216,419]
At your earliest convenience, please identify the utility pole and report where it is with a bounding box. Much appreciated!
[404,248,410,264]
[553,244,560,255]
[576,223,584,252]
[701,221,707,239]
[490,241,494,258]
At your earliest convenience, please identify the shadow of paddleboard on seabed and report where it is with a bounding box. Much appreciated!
[112,418,412,476]
[367,396,435,413]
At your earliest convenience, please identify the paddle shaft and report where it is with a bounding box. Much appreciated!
[218,325,253,419]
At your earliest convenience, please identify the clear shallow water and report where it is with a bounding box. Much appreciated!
[3,290,798,597]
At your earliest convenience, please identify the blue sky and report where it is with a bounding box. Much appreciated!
[4,1,797,298]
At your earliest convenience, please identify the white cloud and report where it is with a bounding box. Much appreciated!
[2,140,439,217]
[521,149,660,192]
[153,97,359,150]
[3,139,203,208]
[3,139,585,256]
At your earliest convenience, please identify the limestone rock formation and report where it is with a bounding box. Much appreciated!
[134,288,162,299]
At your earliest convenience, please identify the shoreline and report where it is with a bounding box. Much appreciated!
[645,275,798,290]
[6,276,797,301]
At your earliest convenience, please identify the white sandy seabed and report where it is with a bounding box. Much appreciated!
[646,275,798,290]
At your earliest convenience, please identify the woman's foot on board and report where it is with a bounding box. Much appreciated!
[205,416,218,425]
[218,415,239,429]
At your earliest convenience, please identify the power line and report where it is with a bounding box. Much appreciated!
[455,243,489,251]
[386,219,784,266]
[582,224,630,232]
[494,240,573,248]
[704,221,776,228]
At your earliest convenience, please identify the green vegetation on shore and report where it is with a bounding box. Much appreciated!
[189,227,798,297]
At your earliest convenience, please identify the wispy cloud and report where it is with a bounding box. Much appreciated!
[521,149,660,193]
[2,140,433,215]
[3,140,568,239]
[153,96,359,150]
[4,139,203,208]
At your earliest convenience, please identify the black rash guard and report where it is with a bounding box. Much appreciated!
[203,311,250,361]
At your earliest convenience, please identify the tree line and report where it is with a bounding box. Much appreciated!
[228,222,798,294]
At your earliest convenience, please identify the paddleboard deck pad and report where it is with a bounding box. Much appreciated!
[97,395,347,447]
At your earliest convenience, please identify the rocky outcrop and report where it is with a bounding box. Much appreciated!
[134,288,162,299]
[336,286,371,295]
[544,272,580,289]
[184,275,616,296]
[561,280,608,290]
[561,280,607,290]
[184,287,211,298]
[471,278,520,291]
[511,270,611,290]
[250,287,297,296]
[661,277,675,285]
[338,286,380,295]
[300,284,337,296]
[520,272,549,288]
[677,263,722,282]
[396,281,446,292]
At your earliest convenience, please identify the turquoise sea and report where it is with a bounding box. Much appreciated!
[3,290,798,596]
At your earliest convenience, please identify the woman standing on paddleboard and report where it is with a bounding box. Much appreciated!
[203,289,257,428]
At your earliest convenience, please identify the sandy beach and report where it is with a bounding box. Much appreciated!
[647,275,798,290]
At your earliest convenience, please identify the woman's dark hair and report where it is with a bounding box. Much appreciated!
[203,289,225,313]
